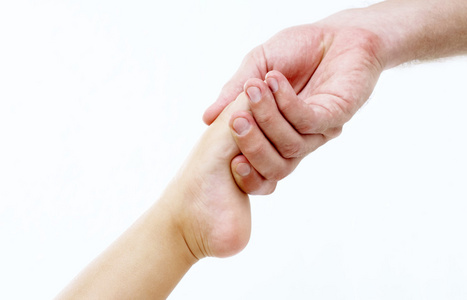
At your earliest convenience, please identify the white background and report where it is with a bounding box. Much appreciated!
[1,0,466,299]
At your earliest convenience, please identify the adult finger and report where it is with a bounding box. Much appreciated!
[229,111,301,182]
[244,73,329,158]
[231,155,276,195]
[266,70,348,135]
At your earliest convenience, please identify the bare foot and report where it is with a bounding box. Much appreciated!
[163,92,252,259]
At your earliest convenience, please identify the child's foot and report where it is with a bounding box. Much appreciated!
[163,92,252,259]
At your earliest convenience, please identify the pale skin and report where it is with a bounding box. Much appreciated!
[57,0,467,298]
[56,93,252,299]
[204,0,467,194]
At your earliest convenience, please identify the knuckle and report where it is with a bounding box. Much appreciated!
[303,134,326,154]
[242,141,265,157]
[243,45,267,68]
[242,184,258,195]
[279,141,303,159]
[243,47,260,62]
[260,182,277,195]
[277,98,294,114]
[254,111,275,126]
[334,127,343,137]
[294,119,315,134]
[266,184,277,195]
[250,181,277,196]
[328,126,343,139]
[264,167,288,182]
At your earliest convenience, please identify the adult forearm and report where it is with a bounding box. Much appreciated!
[324,0,467,69]
[371,0,467,67]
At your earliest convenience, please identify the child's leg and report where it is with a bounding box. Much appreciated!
[57,92,253,299]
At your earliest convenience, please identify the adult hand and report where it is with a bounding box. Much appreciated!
[204,9,387,194]
[205,0,467,195]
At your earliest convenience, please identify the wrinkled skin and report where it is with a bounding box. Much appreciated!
[204,12,386,194]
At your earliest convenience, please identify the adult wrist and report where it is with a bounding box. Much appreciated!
[316,5,404,70]
[357,0,427,69]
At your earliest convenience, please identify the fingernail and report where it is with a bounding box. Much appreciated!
[232,117,251,136]
[236,163,251,177]
[266,77,278,93]
[246,86,261,103]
